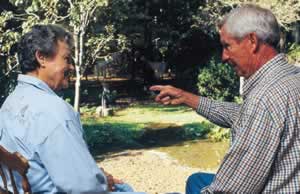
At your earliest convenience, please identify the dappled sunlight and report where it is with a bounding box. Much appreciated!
[103,105,205,125]
[143,122,178,129]
[157,139,229,171]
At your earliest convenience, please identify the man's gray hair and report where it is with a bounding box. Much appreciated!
[218,4,280,48]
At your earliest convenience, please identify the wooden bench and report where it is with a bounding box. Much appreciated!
[0,145,31,194]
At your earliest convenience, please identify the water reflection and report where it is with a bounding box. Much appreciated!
[156,139,229,172]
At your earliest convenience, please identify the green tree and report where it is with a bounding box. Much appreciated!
[222,0,300,30]
[0,2,22,104]
[1,0,129,110]
[194,0,300,98]
[66,0,109,111]
[197,56,239,101]
[1,0,299,107]
[194,0,300,33]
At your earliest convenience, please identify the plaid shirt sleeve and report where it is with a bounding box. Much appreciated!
[201,92,285,193]
[196,97,241,128]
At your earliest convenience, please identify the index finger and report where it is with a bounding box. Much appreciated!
[149,85,165,91]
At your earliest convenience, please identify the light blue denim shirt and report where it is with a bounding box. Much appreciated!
[0,74,108,193]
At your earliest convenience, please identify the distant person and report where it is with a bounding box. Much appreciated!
[151,4,300,193]
[0,24,134,193]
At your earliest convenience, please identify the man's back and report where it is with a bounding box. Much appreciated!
[0,75,107,193]
[257,64,300,193]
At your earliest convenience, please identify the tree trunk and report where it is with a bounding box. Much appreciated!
[74,64,81,112]
[73,29,80,112]
[294,22,300,44]
[74,30,85,112]
[101,93,106,109]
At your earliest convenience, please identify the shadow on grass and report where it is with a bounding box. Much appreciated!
[129,103,192,113]
[83,121,215,156]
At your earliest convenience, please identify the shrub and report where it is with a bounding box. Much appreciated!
[207,127,230,142]
[83,120,143,153]
[287,43,300,64]
[182,121,216,139]
[197,56,239,101]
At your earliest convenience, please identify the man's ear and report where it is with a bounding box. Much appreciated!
[35,51,46,68]
[248,32,259,53]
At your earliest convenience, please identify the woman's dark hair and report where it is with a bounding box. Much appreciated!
[18,24,73,74]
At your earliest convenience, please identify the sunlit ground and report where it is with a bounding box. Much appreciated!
[82,103,229,169]
[82,103,206,126]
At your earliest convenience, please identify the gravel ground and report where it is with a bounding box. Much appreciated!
[98,150,206,194]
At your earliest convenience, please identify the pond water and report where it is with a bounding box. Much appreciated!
[156,139,229,172]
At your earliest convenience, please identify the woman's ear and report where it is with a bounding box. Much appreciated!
[35,51,46,68]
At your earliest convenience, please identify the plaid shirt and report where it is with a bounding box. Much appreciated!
[197,54,300,193]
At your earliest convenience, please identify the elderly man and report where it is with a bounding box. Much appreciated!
[151,4,300,193]
[0,25,133,193]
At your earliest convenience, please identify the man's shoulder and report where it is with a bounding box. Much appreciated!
[247,68,300,108]
[0,85,77,145]
[5,84,74,116]
[266,67,300,97]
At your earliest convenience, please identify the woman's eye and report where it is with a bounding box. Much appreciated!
[65,56,73,64]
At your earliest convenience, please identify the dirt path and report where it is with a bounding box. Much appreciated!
[97,149,210,194]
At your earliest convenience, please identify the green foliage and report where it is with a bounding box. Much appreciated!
[221,0,300,30]
[207,127,230,142]
[287,43,300,64]
[82,119,219,153]
[234,95,243,104]
[0,10,20,104]
[81,106,97,114]
[0,0,127,108]
[2,0,298,107]
[85,24,129,71]
[182,122,215,139]
[197,56,239,101]
[0,70,18,105]
[83,119,143,153]
[193,1,231,38]
[0,11,20,53]
[80,104,224,152]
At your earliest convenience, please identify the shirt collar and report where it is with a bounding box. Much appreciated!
[18,74,57,96]
[242,53,288,98]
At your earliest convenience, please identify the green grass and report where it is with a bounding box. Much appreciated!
[82,103,206,125]
[81,102,227,153]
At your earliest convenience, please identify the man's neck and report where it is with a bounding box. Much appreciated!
[26,70,53,90]
[253,44,278,71]
[26,70,39,78]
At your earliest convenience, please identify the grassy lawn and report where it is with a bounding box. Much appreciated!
[82,103,206,124]
[81,102,227,154]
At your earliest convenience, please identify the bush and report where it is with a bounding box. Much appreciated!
[182,121,216,139]
[197,56,239,101]
[207,127,230,142]
[287,43,300,64]
[83,120,143,153]
[0,71,17,106]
